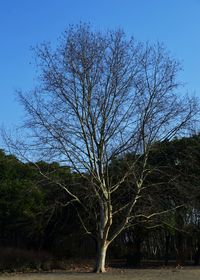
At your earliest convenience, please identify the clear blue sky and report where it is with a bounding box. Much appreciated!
[0,0,200,127]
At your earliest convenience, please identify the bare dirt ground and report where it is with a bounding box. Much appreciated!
[1,268,200,280]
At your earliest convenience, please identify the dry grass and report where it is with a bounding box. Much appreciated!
[1,268,200,280]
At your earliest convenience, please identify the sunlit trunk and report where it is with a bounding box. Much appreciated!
[94,240,108,273]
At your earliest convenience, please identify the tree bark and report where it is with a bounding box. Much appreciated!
[194,241,200,265]
[164,234,170,266]
[126,238,142,267]
[93,240,109,273]
[175,232,185,265]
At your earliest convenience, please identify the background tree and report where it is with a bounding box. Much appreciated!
[7,24,198,272]
[0,149,43,249]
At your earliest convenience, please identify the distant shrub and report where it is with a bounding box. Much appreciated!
[0,247,51,271]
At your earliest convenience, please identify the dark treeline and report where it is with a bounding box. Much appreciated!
[1,134,200,270]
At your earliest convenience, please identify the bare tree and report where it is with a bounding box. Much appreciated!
[9,24,198,272]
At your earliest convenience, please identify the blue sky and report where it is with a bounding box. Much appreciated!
[0,0,200,127]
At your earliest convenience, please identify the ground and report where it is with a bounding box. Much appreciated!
[1,268,200,280]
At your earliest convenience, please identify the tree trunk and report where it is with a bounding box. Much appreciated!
[194,241,200,265]
[164,234,170,266]
[93,240,108,273]
[126,238,142,267]
[175,232,185,265]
